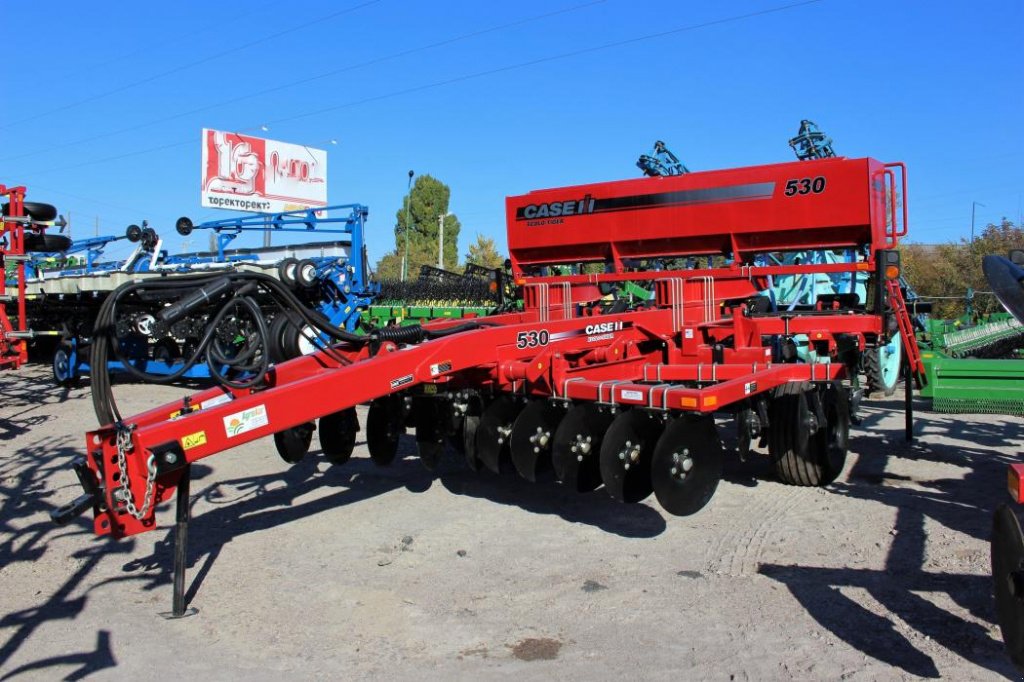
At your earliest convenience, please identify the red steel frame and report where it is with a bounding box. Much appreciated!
[0,185,30,370]
[76,156,911,539]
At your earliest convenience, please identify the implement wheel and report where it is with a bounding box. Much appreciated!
[52,342,78,387]
[993,504,1024,673]
[769,382,847,486]
[319,408,359,465]
[24,232,72,252]
[864,333,901,396]
[274,422,314,464]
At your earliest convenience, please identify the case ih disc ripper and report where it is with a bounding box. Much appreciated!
[54,155,924,614]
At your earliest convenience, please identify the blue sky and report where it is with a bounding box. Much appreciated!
[4,0,1021,264]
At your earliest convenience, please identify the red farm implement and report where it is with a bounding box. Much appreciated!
[0,186,67,371]
[53,156,923,615]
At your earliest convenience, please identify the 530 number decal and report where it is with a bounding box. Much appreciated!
[783,176,826,196]
[516,329,550,349]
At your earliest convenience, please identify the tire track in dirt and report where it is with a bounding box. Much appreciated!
[705,482,811,576]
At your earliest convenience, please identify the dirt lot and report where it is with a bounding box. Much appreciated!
[0,365,1019,680]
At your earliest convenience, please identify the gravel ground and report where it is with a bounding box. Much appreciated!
[0,365,1020,680]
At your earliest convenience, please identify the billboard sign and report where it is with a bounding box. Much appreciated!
[201,128,327,214]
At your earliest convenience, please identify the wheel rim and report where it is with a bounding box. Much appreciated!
[53,348,71,383]
[879,331,902,389]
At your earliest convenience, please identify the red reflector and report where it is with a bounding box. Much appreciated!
[1009,464,1024,504]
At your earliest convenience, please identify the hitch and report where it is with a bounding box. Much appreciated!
[50,455,102,525]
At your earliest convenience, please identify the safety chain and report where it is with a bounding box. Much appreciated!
[114,423,157,520]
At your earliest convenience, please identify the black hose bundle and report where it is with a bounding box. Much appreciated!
[90,271,492,426]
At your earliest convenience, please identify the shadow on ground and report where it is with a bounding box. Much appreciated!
[757,395,1021,679]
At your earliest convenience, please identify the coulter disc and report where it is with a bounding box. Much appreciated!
[551,404,614,492]
[650,415,724,516]
[509,399,566,482]
[462,414,482,471]
[475,395,521,474]
[319,407,359,465]
[274,422,314,464]
[366,396,405,466]
[598,410,663,503]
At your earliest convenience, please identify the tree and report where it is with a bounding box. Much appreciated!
[901,218,1023,319]
[463,234,505,270]
[385,174,461,276]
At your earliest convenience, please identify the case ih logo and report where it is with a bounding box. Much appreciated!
[516,194,595,220]
[584,321,624,335]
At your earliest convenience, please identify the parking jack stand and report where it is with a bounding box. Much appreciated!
[904,364,914,443]
[161,465,198,619]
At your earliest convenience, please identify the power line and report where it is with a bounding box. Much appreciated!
[43,1,280,84]
[17,0,824,179]
[0,0,605,164]
[0,0,383,131]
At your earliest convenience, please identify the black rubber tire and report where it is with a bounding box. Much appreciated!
[274,422,314,464]
[126,224,142,242]
[52,342,78,387]
[278,258,299,288]
[769,382,847,486]
[319,408,359,465]
[140,227,158,250]
[24,232,72,252]
[296,259,318,288]
[992,504,1024,673]
[268,313,302,363]
[864,345,898,397]
[4,202,58,222]
[175,216,193,236]
[812,382,850,485]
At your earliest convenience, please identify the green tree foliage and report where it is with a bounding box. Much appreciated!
[378,174,461,277]
[463,234,505,270]
[901,218,1023,319]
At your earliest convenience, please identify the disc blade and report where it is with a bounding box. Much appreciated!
[366,396,404,467]
[598,410,662,503]
[462,414,482,471]
[414,397,445,471]
[475,395,521,474]
[509,400,566,482]
[552,404,614,492]
[984,255,1024,324]
[319,407,358,465]
[650,415,723,516]
[274,421,313,464]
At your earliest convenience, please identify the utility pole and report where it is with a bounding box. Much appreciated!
[95,215,99,238]
[438,213,444,269]
[971,200,985,244]
[402,170,414,281]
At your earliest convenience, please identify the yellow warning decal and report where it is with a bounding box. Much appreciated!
[182,431,207,450]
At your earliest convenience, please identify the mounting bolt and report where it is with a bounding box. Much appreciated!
[164,452,178,464]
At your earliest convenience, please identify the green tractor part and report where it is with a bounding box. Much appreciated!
[921,352,1024,415]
